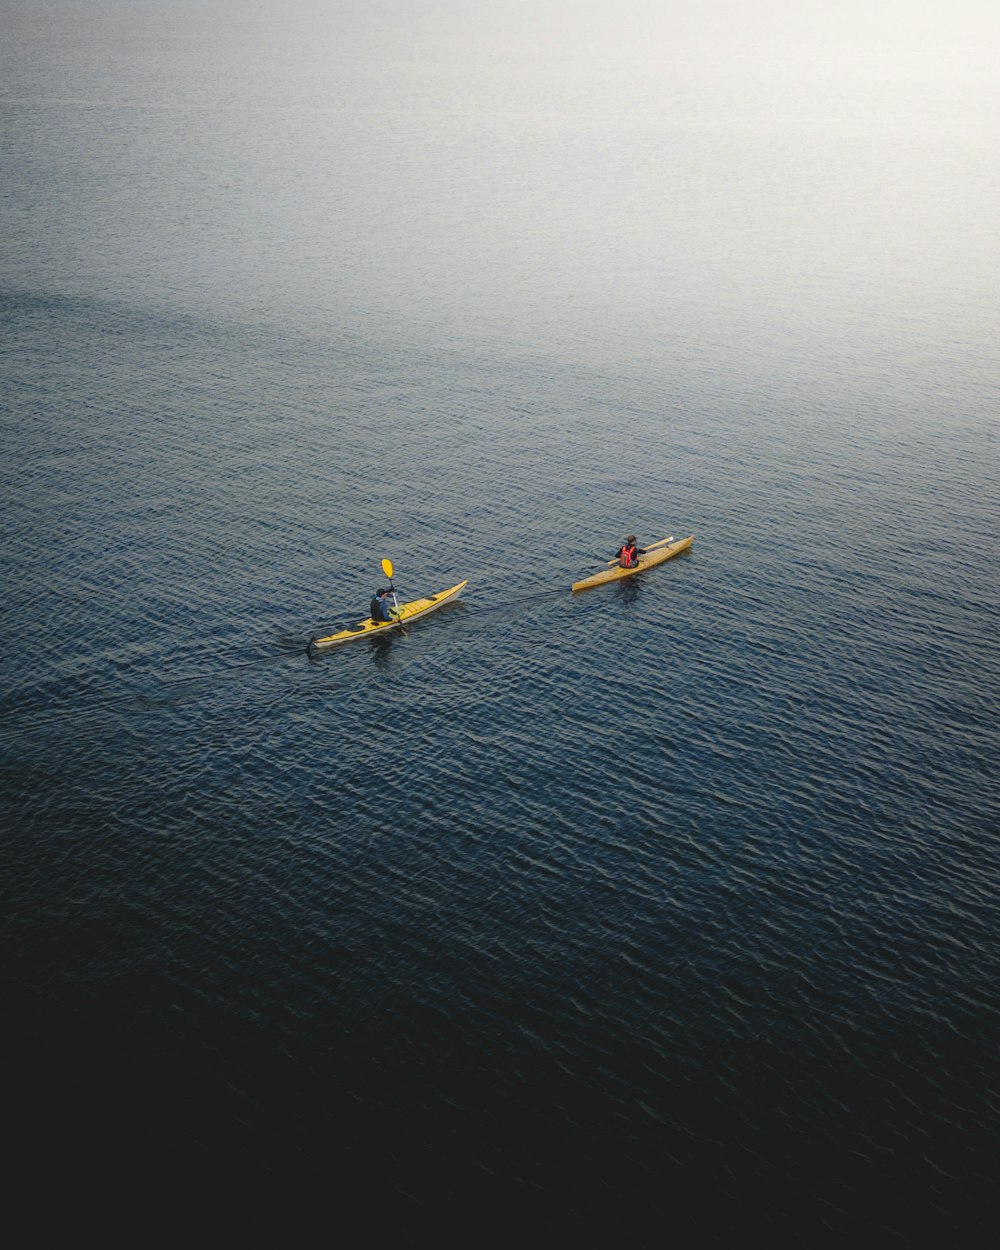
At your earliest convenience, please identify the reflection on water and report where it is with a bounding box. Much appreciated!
[614,578,643,610]
[369,631,402,666]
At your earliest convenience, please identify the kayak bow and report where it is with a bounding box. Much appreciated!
[572,536,693,592]
[310,580,468,652]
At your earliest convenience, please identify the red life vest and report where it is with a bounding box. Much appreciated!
[620,544,637,568]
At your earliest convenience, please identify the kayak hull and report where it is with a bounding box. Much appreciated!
[572,536,693,592]
[310,580,468,652]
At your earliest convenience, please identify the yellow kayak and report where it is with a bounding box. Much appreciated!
[572,536,693,592]
[310,580,468,652]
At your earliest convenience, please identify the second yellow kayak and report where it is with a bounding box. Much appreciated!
[571,536,693,592]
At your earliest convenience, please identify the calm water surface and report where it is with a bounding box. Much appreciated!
[2,1,998,1239]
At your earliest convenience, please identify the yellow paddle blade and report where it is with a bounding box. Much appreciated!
[381,558,394,579]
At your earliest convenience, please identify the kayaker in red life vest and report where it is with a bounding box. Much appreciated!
[614,536,646,569]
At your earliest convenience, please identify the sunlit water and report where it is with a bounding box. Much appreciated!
[2,1,998,1239]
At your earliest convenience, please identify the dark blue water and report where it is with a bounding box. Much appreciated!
[3,2,998,1240]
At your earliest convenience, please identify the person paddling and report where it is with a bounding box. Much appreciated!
[370,588,398,623]
[613,535,646,569]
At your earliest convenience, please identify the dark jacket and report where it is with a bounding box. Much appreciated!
[371,594,394,622]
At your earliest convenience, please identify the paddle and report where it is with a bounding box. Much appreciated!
[604,536,674,566]
[380,557,405,630]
